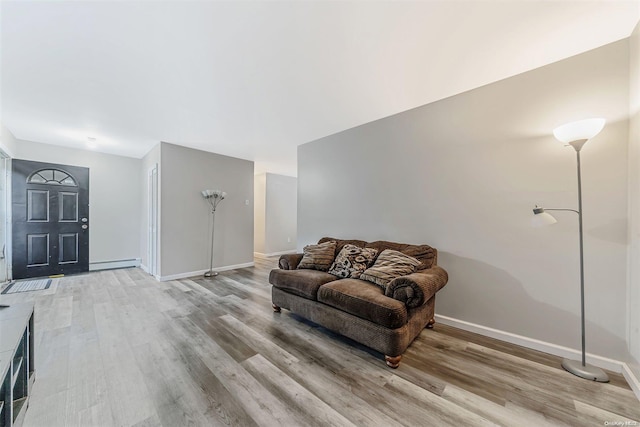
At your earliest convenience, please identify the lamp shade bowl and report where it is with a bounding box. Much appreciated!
[553,118,605,144]
[531,208,558,227]
[531,212,558,227]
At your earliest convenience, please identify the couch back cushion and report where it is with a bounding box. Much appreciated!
[318,237,437,270]
[366,241,436,270]
[318,237,368,255]
[359,249,422,288]
[297,240,337,271]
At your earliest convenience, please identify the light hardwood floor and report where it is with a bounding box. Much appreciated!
[0,258,638,426]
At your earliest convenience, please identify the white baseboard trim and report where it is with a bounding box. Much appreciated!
[435,314,624,373]
[89,258,141,271]
[254,250,297,259]
[140,264,149,273]
[157,262,255,282]
[622,363,640,401]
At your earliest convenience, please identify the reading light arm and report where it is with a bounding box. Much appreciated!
[533,207,580,215]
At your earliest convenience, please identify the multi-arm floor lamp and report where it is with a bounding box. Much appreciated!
[532,118,608,382]
[201,189,226,278]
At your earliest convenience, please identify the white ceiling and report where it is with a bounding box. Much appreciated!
[1,1,639,176]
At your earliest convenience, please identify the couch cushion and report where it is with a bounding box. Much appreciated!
[360,249,422,289]
[269,269,337,300]
[318,237,368,256]
[366,241,436,270]
[328,244,378,279]
[297,240,337,271]
[317,279,407,329]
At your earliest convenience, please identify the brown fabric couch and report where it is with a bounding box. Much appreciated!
[269,237,448,368]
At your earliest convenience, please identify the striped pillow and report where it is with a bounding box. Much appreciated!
[360,249,421,289]
[297,240,337,271]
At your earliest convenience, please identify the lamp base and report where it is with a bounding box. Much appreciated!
[561,358,609,382]
[204,270,219,278]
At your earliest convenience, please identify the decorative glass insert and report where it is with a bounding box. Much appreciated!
[27,169,77,186]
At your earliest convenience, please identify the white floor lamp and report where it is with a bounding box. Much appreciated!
[531,118,608,382]
[201,189,226,278]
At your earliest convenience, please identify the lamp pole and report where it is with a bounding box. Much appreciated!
[559,139,608,382]
[575,147,586,367]
[205,205,218,278]
[201,190,226,278]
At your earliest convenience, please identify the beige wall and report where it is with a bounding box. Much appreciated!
[264,173,297,254]
[12,139,142,266]
[628,20,640,376]
[255,173,297,255]
[159,142,254,278]
[254,173,267,254]
[298,40,630,360]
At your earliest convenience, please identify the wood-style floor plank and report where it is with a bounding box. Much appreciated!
[0,259,636,427]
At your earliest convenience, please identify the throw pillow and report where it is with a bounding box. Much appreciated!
[360,249,422,289]
[328,244,378,279]
[297,240,337,271]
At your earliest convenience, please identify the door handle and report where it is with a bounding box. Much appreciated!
[81,224,88,230]
[81,218,88,223]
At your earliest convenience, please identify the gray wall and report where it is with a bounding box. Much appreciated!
[159,142,254,277]
[298,40,630,360]
[628,21,640,375]
[12,139,142,265]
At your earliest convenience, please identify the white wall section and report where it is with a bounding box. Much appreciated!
[627,19,640,381]
[0,124,18,157]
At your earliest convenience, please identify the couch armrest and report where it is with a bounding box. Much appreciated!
[385,266,448,308]
[278,253,304,270]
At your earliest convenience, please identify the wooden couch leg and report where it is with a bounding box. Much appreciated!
[385,355,402,369]
[426,318,435,329]
[272,304,281,313]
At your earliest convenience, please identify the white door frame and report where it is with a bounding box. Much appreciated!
[147,164,158,276]
[0,154,11,284]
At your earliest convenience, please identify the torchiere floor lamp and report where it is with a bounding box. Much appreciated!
[532,118,609,382]
[201,189,226,278]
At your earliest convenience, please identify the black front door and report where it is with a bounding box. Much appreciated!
[12,160,89,279]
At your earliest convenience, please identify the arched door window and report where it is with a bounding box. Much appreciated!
[27,169,77,186]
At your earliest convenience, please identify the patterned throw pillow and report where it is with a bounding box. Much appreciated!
[360,249,422,289]
[328,244,378,279]
[297,240,337,271]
